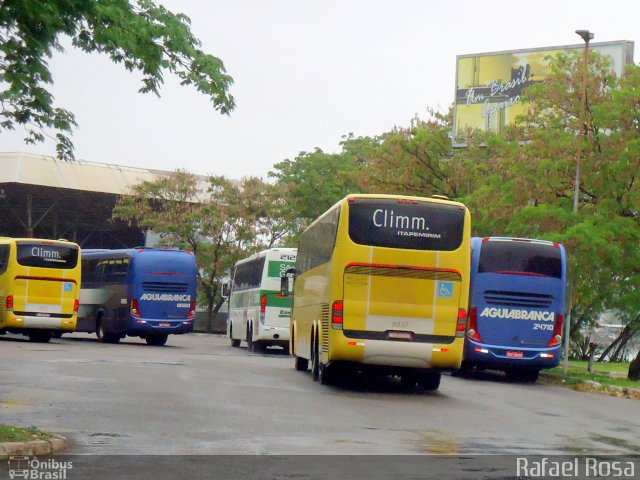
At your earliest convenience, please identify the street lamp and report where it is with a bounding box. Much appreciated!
[572,29,594,214]
[565,29,594,374]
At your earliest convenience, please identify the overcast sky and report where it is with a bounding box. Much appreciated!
[3,0,639,179]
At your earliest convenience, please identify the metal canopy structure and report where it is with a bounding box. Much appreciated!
[0,152,184,248]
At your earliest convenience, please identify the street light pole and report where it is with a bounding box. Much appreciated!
[573,29,593,214]
[565,29,594,374]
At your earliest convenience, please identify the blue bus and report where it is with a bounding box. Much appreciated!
[462,237,568,382]
[76,248,198,346]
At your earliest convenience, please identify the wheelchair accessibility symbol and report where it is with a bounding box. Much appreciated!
[437,281,454,298]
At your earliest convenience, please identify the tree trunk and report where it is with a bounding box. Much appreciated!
[206,300,214,334]
[587,342,598,373]
[598,325,628,361]
[628,349,640,381]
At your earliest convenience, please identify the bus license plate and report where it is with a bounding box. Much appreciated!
[388,331,412,340]
[507,351,524,358]
[159,322,171,327]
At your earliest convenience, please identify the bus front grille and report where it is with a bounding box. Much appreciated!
[142,282,189,293]
[483,290,553,308]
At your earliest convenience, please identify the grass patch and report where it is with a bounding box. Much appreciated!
[542,360,640,396]
[0,424,54,442]
[561,360,631,374]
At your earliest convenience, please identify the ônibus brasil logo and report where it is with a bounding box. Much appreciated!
[8,456,73,480]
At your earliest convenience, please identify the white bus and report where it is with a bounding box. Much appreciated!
[226,248,297,352]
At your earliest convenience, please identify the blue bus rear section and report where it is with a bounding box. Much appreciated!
[78,248,198,345]
[463,237,568,381]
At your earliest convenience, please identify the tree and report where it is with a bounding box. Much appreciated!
[269,146,363,229]
[0,0,234,159]
[361,110,471,199]
[113,170,251,328]
[113,171,293,327]
[458,52,640,359]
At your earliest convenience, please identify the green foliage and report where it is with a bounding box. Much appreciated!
[0,0,234,160]
[0,424,54,442]
[113,171,280,322]
[269,146,363,228]
[361,110,469,199]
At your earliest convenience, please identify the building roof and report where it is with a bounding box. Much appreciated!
[0,152,214,248]
[0,152,176,195]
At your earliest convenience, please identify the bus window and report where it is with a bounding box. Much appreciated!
[16,242,79,269]
[348,198,465,251]
[0,245,9,275]
[478,240,562,278]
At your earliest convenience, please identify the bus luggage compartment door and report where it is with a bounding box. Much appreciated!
[342,265,461,343]
[13,277,77,327]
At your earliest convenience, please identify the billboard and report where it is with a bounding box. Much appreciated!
[452,40,635,147]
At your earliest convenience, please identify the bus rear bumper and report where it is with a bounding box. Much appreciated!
[463,339,560,369]
[257,325,290,343]
[127,319,194,336]
[330,335,463,371]
[2,315,76,331]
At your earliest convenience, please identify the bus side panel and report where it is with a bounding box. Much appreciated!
[77,285,122,333]
[292,264,331,361]
[227,290,245,340]
[229,289,259,340]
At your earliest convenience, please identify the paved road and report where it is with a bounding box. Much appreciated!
[1,332,639,457]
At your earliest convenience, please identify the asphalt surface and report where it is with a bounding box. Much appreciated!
[1,332,639,479]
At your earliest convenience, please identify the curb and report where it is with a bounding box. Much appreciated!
[0,436,67,460]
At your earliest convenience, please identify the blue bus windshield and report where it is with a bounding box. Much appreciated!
[478,240,562,278]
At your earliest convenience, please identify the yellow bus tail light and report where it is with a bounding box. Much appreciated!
[6,295,13,311]
[73,299,79,313]
[331,300,343,330]
[456,308,467,337]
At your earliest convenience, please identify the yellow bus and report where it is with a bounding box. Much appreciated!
[285,194,471,390]
[0,238,81,343]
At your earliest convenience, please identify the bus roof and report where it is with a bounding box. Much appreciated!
[81,247,194,259]
[473,237,561,247]
[0,237,79,246]
[233,247,297,266]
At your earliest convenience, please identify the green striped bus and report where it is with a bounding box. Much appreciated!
[226,248,297,353]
